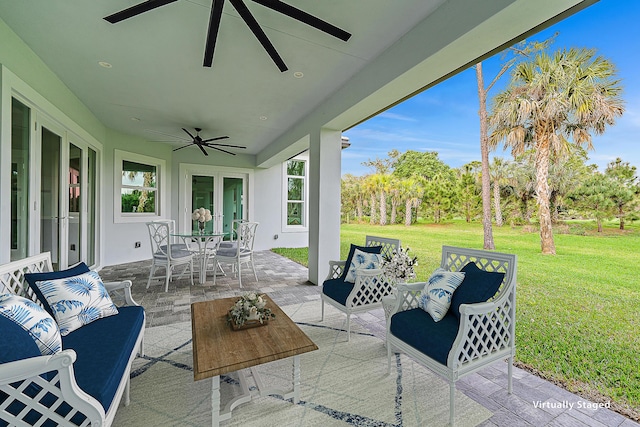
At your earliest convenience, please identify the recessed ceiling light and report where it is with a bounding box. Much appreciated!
[98,61,112,68]
[259,116,268,121]
[293,71,304,79]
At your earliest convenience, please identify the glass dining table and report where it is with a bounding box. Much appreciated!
[171,232,227,284]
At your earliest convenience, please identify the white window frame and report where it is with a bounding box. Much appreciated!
[282,157,308,231]
[114,149,165,223]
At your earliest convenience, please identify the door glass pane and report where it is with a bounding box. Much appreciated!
[87,148,97,266]
[192,175,214,233]
[10,99,30,261]
[41,127,61,270]
[222,177,244,238]
[68,144,81,266]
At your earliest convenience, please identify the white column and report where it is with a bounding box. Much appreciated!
[307,128,341,285]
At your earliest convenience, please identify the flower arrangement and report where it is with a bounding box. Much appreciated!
[227,292,275,329]
[192,207,212,233]
[382,247,418,283]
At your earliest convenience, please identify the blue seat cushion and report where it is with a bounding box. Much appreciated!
[450,263,505,319]
[216,248,250,258]
[156,244,192,259]
[341,244,382,281]
[0,317,69,425]
[322,278,354,306]
[61,306,144,412]
[24,263,91,317]
[218,241,237,249]
[0,315,41,363]
[390,308,459,365]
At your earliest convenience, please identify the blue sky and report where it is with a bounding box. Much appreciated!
[342,0,640,176]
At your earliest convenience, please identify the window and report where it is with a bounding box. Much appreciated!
[115,150,165,222]
[285,159,306,227]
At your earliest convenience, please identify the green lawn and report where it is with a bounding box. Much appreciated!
[273,220,640,418]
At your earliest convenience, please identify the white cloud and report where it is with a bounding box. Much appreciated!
[377,112,419,122]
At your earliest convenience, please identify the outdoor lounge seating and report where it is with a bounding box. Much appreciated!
[321,236,400,341]
[0,252,145,427]
[386,245,517,426]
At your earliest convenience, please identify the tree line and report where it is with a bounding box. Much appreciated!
[341,149,639,232]
[343,40,628,254]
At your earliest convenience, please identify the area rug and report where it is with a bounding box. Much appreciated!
[112,300,492,427]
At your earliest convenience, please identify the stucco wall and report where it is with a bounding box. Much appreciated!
[253,153,309,252]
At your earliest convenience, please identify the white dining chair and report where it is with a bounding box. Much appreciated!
[212,221,258,288]
[146,221,194,292]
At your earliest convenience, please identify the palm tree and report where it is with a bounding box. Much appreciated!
[388,175,402,225]
[508,158,536,223]
[363,175,378,225]
[489,157,510,226]
[376,174,391,226]
[400,177,424,226]
[489,48,624,254]
[475,37,555,249]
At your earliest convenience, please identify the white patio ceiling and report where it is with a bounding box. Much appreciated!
[0,0,595,166]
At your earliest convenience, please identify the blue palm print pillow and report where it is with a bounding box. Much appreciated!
[345,249,383,283]
[0,293,62,355]
[35,271,118,336]
[418,268,465,322]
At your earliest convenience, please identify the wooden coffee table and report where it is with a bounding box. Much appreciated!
[191,295,318,427]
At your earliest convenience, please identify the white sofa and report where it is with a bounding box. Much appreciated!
[0,253,145,427]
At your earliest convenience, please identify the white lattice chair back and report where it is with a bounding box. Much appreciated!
[147,221,171,258]
[238,222,259,253]
[0,252,53,308]
[441,246,515,300]
[365,235,400,260]
[441,246,516,367]
[230,219,248,241]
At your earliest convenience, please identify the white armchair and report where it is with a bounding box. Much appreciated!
[321,236,401,341]
[386,245,517,426]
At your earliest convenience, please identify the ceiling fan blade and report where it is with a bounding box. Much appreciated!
[172,143,194,152]
[201,136,229,143]
[203,142,247,149]
[203,0,225,67]
[181,127,196,140]
[104,0,178,24]
[209,146,237,156]
[251,0,351,42]
[196,142,209,156]
[229,0,288,72]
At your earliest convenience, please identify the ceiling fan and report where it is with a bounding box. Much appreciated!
[104,0,351,71]
[170,128,246,156]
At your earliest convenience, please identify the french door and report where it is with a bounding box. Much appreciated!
[9,96,97,268]
[184,170,247,238]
